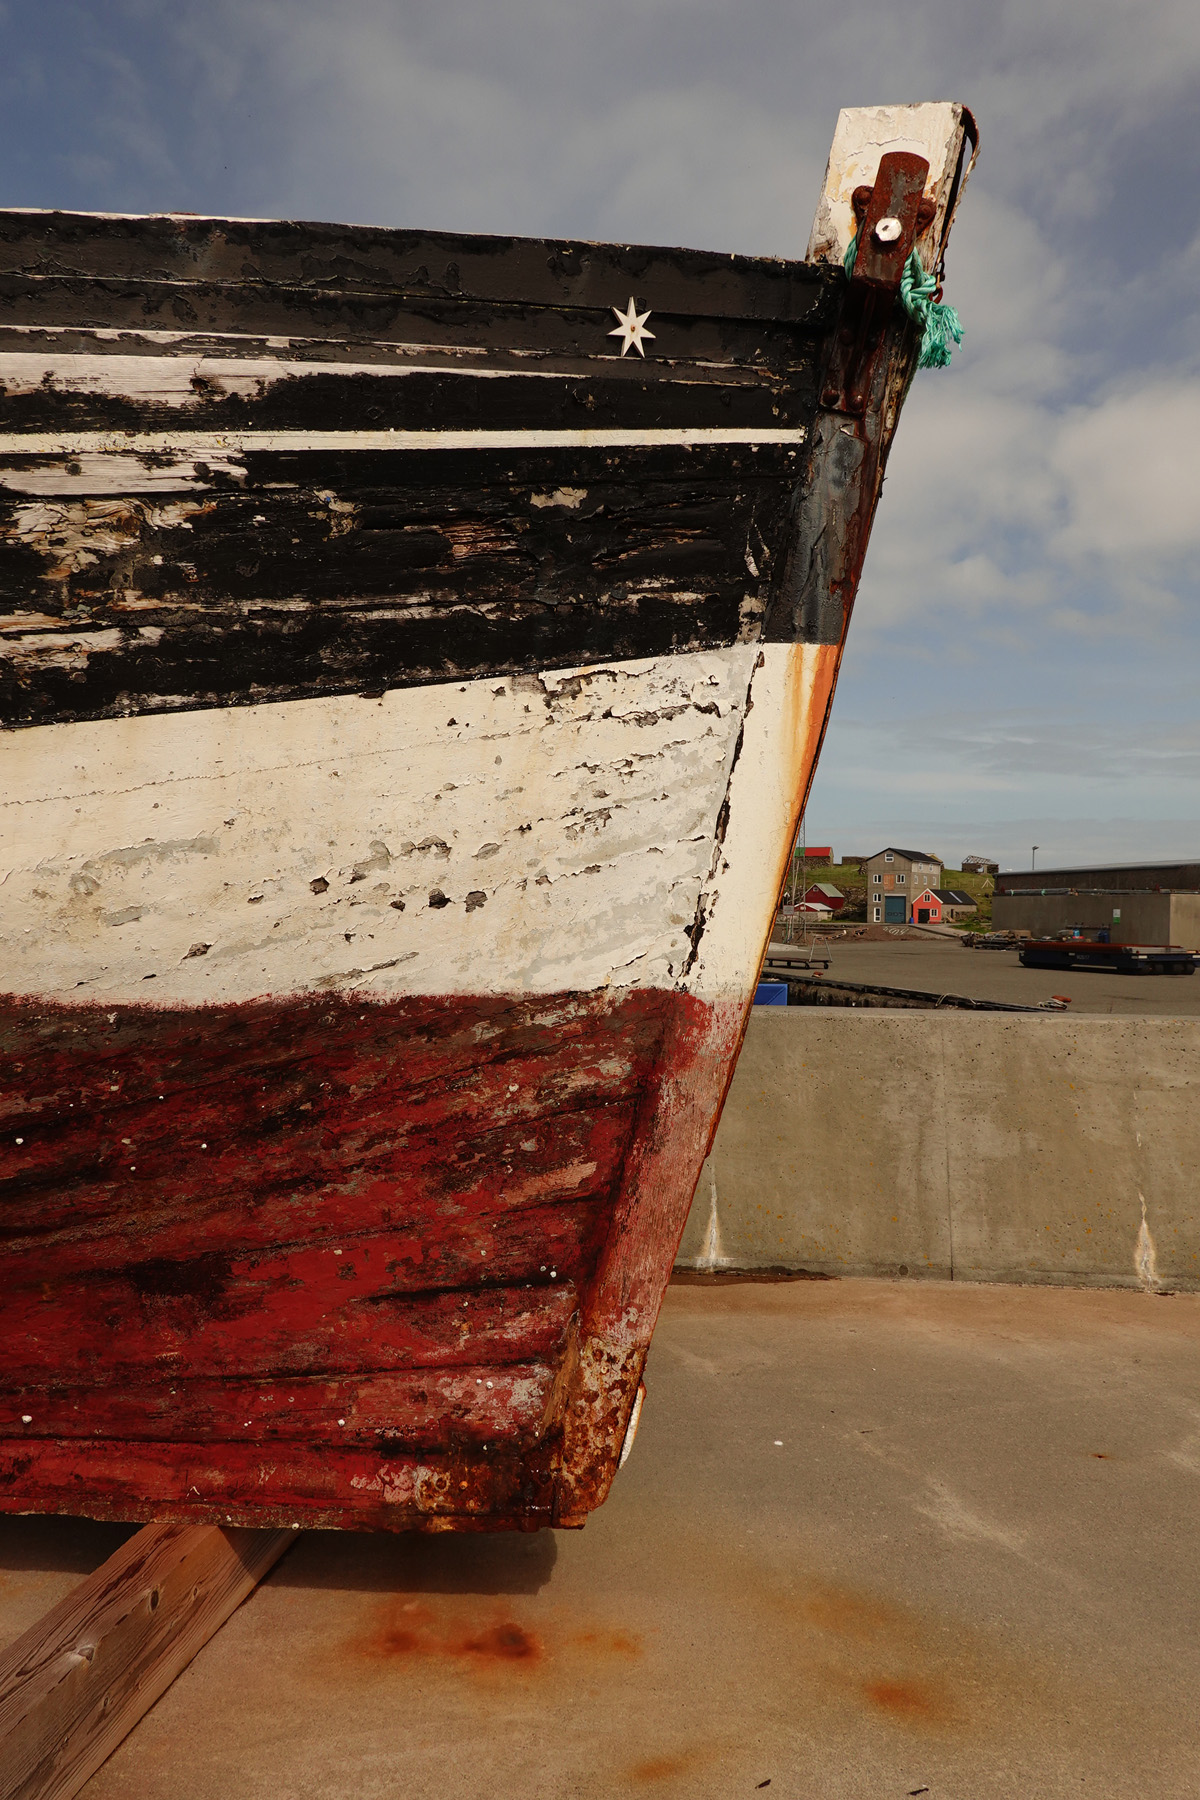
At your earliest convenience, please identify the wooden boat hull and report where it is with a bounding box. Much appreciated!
[1,640,832,1527]
[0,104,974,1528]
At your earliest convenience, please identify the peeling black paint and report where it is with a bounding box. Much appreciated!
[0,210,867,728]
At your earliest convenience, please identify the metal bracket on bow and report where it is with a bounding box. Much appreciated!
[820,150,934,416]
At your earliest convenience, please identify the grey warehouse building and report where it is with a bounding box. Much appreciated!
[993,860,1200,950]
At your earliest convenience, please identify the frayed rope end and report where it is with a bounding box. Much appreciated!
[900,248,963,369]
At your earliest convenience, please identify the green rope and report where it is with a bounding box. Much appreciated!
[843,233,963,370]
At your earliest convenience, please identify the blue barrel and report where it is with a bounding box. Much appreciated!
[753,981,789,1006]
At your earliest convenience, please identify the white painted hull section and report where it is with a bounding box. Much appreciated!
[1,642,834,1009]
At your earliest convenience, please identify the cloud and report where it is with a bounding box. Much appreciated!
[929,714,1200,784]
[1052,382,1200,561]
[852,366,1200,649]
[153,1,819,251]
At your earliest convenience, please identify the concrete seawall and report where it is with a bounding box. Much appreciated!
[677,1011,1200,1290]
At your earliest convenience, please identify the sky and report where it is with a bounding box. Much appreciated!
[2,0,1197,870]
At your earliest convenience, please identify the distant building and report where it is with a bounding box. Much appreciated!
[909,887,975,924]
[993,860,1200,949]
[804,882,845,913]
[962,855,999,876]
[934,887,977,920]
[862,847,943,925]
[780,845,834,903]
[997,860,1200,894]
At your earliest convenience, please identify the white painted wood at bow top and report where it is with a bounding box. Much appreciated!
[0,640,836,1009]
[806,101,978,267]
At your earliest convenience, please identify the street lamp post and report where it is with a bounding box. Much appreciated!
[1031,845,1039,871]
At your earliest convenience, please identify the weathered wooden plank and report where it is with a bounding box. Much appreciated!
[0,357,813,434]
[0,591,750,725]
[0,1096,632,1251]
[2,988,667,1127]
[0,326,807,385]
[0,445,800,726]
[0,1438,545,1529]
[0,990,665,1248]
[0,276,826,367]
[2,1195,603,1329]
[1,1107,632,1274]
[0,213,832,323]
[0,1521,291,1800]
[0,649,744,1003]
[3,1363,557,1449]
[1,1014,645,1209]
[0,1276,579,1385]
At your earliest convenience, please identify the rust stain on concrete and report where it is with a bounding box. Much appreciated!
[859,1675,954,1726]
[351,1598,543,1669]
[345,1592,642,1681]
[789,1580,961,1733]
[626,1744,726,1784]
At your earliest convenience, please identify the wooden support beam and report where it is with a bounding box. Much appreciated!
[0,1521,293,1800]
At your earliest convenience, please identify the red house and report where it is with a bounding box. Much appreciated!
[804,882,845,913]
[912,887,943,924]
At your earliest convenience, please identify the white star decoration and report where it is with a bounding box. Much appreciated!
[609,296,655,357]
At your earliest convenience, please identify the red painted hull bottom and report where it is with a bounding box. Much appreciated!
[0,987,724,1530]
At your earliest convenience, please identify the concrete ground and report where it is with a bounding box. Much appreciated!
[808,935,1200,1015]
[4,1278,1200,1799]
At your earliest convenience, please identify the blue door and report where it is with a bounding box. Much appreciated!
[884,895,907,923]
